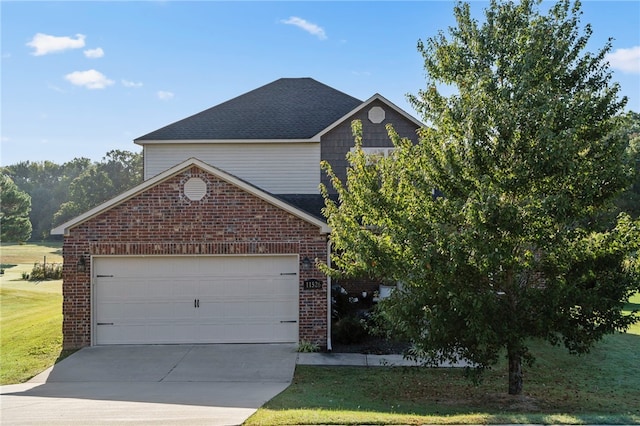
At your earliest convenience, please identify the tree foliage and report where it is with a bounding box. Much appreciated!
[54,150,143,225]
[3,158,91,239]
[321,0,640,395]
[2,150,142,239]
[0,173,32,242]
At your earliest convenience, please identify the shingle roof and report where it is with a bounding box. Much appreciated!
[135,78,362,141]
[274,194,337,221]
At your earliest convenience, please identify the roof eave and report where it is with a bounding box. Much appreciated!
[133,137,321,146]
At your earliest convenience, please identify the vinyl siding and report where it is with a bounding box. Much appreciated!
[144,143,320,194]
[321,99,420,194]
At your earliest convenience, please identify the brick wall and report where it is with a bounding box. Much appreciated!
[61,165,328,349]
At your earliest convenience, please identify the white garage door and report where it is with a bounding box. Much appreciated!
[93,256,299,345]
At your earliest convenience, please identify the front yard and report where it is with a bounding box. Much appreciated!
[247,330,640,425]
[0,242,67,384]
[247,292,640,425]
[2,243,639,424]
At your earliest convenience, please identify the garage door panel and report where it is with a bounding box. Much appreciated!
[247,302,274,317]
[217,277,249,297]
[196,323,288,343]
[94,256,299,344]
[98,325,146,345]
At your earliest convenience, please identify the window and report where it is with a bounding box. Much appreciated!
[350,147,397,164]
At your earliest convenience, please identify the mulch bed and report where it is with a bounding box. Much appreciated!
[331,335,410,355]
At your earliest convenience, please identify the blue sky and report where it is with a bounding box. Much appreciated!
[2,1,639,165]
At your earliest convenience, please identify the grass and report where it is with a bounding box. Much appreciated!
[624,291,640,335]
[0,242,67,384]
[0,241,63,283]
[247,311,640,425]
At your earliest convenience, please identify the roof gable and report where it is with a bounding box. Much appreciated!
[135,78,362,142]
[314,93,424,139]
[51,158,330,235]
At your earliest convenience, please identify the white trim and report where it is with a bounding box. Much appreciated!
[313,94,425,139]
[326,238,332,352]
[91,255,96,346]
[353,147,397,156]
[135,138,321,145]
[51,157,330,235]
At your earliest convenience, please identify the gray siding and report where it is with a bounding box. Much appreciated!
[144,142,320,194]
[320,99,420,194]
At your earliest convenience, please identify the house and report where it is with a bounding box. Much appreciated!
[52,78,422,350]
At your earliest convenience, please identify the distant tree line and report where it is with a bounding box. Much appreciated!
[618,111,640,219]
[0,174,32,242]
[1,150,142,242]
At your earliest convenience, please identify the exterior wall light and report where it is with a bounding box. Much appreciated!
[77,256,88,273]
[301,256,312,270]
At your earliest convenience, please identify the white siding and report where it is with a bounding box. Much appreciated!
[144,143,320,194]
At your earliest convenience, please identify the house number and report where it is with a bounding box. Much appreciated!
[303,279,323,290]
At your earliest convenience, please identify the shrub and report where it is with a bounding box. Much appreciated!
[25,262,62,281]
[296,340,320,352]
[333,315,368,344]
[1,264,16,275]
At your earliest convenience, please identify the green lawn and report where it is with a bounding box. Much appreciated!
[0,242,66,384]
[247,314,640,425]
[625,291,640,335]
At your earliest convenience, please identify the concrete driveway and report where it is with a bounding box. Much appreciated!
[0,344,297,425]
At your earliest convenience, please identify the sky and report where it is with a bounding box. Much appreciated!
[1,1,639,166]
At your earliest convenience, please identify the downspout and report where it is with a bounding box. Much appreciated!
[326,237,332,352]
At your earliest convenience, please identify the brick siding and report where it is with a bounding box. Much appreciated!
[61,165,328,349]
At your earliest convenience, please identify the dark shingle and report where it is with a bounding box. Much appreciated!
[274,194,336,220]
[136,78,362,141]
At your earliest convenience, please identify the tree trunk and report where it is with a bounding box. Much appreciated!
[508,347,523,395]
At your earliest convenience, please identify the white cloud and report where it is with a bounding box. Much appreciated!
[280,16,327,40]
[84,47,104,59]
[65,69,114,89]
[122,79,143,88]
[157,90,174,100]
[1,136,10,143]
[27,33,86,56]
[606,46,640,74]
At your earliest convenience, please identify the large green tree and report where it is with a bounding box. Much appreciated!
[3,150,142,238]
[0,173,32,242]
[321,0,640,395]
[3,158,91,239]
[54,150,142,225]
